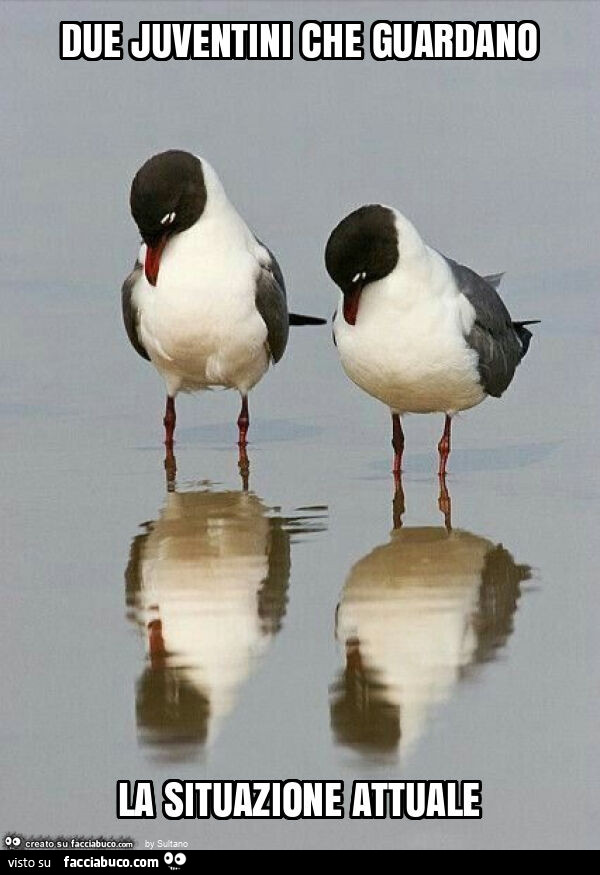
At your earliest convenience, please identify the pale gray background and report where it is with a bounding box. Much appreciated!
[0,0,598,851]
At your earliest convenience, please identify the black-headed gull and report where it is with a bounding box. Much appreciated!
[122,150,324,477]
[325,205,538,476]
[126,488,292,751]
[331,520,530,758]
[126,486,327,751]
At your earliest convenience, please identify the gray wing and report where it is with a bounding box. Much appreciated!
[257,517,291,635]
[121,260,150,361]
[444,257,523,398]
[483,273,504,290]
[254,239,289,364]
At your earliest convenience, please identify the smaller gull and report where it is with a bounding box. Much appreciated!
[325,205,538,476]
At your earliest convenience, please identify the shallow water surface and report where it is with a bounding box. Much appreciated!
[0,274,597,850]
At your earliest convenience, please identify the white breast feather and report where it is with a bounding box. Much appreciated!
[133,158,270,397]
[135,491,273,746]
[333,211,485,415]
[336,530,490,758]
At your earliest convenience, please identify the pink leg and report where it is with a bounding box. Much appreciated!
[392,413,405,482]
[237,395,250,491]
[163,396,176,486]
[237,395,249,448]
[437,414,452,476]
[163,396,176,448]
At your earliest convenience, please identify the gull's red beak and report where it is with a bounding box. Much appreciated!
[147,618,166,666]
[343,285,363,325]
[144,234,168,286]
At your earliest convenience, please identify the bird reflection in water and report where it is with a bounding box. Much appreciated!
[125,482,326,759]
[164,432,250,491]
[330,476,531,760]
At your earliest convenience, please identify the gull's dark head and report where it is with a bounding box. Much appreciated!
[130,150,207,286]
[325,205,399,325]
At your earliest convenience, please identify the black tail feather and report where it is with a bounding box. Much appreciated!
[289,313,327,326]
[513,320,540,358]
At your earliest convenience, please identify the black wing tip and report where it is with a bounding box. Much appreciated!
[289,313,327,326]
[513,320,539,359]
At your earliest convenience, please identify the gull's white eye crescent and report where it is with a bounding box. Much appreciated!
[160,213,171,225]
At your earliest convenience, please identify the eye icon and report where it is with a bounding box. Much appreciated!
[164,852,186,869]
[4,836,22,847]
[175,854,186,866]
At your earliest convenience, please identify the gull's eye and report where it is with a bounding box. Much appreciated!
[351,270,367,284]
[164,853,173,864]
[160,211,176,226]
[174,853,186,865]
